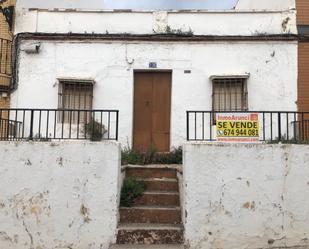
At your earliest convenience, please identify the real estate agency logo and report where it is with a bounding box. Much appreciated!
[250,113,258,121]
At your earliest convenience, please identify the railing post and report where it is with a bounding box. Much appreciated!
[302,113,305,141]
[116,111,119,141]
[29,110,34,140]
[278,112,281,142]
[186,111,189,141]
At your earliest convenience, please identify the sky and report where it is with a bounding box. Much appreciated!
[17,0,239,10]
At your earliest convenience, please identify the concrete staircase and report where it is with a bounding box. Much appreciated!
[111,166,184,249]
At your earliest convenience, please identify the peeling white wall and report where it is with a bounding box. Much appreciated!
[11,40,298,148]
[236,0,295,11]
[0,141,121,249]
[14,9,297,36]
[183,143,309,249]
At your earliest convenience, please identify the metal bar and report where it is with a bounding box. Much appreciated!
[294,112,297,142]
[278,112,281,142]
[194,112,197,140]
[100,111,103,139]
[270,113,273,142]
[186,111,190,141]
[38,110,42,139]
[14,110,18,140]
[92,111,95,140]
[84,111,87,139]
[18,123,21,140]
[22,110,25,139]
[77,110,80,139]
[6,109,9,140]
[202,112,205,140]
[107,111,110,140]
[29,110,34,140]
[69,110,72,139]
[286,112,289,141]
[46,110,49,139]
[210,112,212,141]
[61,110,64,139]
[302,113,305,141]
[116,111,119,141]
[54,110,57,139]
[263,112,265,141]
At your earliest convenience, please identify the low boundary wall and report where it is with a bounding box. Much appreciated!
[0,141,121,249]
[183,143,309,249]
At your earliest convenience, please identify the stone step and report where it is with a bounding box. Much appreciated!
[134,191,180,206]
[120,206,182,224]
[126,167,177,179]
[110,245,185,249]
[118,223,183,230]
[117,223,184,245]
[139,178,179,192]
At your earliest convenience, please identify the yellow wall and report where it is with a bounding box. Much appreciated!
[0,0,15,108]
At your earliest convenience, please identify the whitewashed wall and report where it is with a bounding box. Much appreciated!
[11,40,298,148]
[0,141,121,249]
[183,143,309,249]
[14,9,297,36]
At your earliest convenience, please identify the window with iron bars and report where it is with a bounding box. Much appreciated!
[212,78,248,112]
[58,80,94,124]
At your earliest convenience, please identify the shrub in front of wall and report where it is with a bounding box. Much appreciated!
[121,146,183,165]
[154,146,183,164]
[85,119,106,141]
[120,178,146,207]
[121,147,144,165]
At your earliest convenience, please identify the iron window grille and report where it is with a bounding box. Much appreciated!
[212,77,248,112]
[58,80,94,124]
[211,77,248,123]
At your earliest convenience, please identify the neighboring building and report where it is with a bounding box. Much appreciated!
[297,0,309,113]
[10,0,298,150]
[236,0,295,10]
[0,0,14,109]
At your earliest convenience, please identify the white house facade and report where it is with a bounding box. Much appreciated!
[10,0,298,151]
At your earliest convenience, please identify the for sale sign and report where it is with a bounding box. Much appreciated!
[216,113,260,142]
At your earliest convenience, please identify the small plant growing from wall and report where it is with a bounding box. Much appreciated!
[85,118,106,141]
[164,25,194,36]
[120,178,146,207]
[266,135,309,145]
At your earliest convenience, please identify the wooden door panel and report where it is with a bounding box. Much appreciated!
[133,73,153,151]
[133,72,171,152]
[152,73,171,152]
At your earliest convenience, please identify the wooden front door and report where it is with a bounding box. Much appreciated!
[133,72,172,152]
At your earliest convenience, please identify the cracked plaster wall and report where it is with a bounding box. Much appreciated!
[14,9,297,36]
[10,40,297,148]
[0,141,121,249]
[183,143,309,249]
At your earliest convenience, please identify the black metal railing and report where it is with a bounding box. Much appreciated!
[0,38,12,76]
[187,111,309,143]
[0,118,22,140]
[0,109,119,141]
